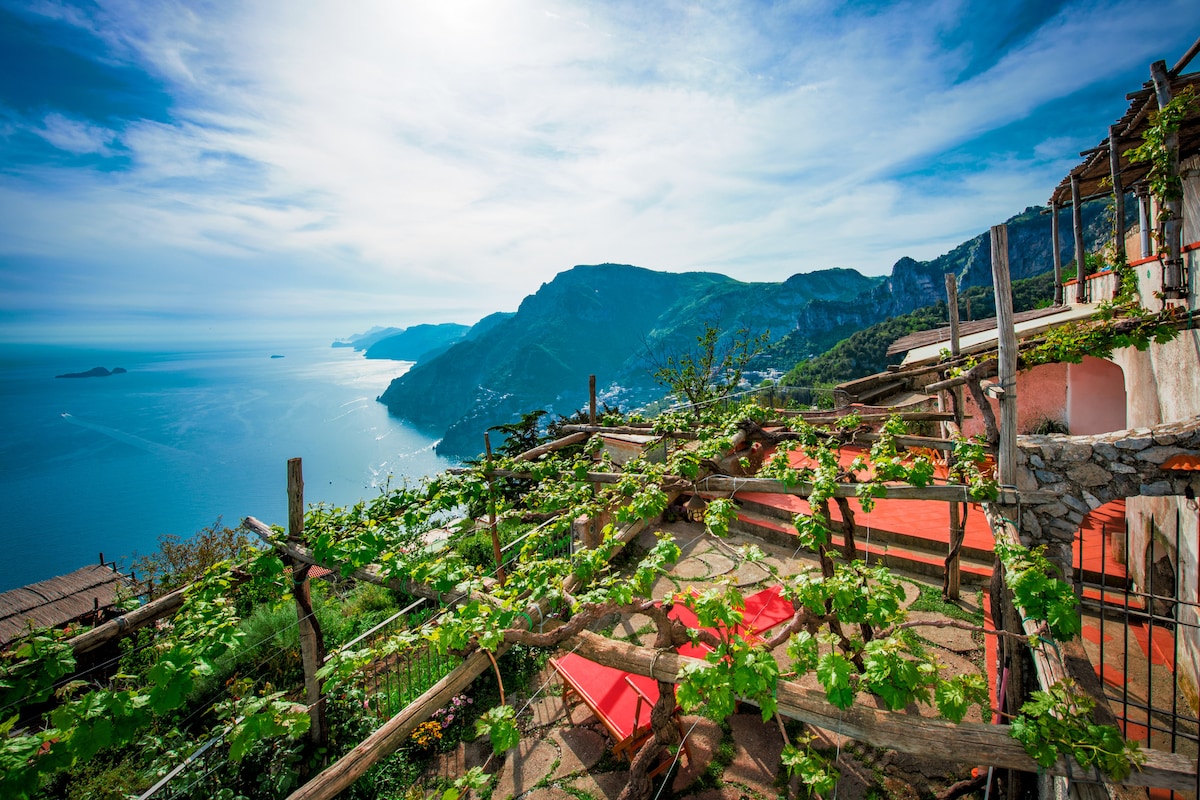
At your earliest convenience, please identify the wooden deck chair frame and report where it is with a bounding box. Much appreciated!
[550,655,690,778]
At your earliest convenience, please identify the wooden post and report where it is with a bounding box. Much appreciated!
[1151,59,1185,298]
[1138,187,1153,259]
[484,434,506,585]
[943,273,963,599]
[587,375,601,544]
[288,458,327,752]
[1071,174,1087,304]
[288,458,305,539]
[1109,124,1126,265]
[938,276,959,440]
[990,226,1018,488]
[945,274,961,360]
[1051,200,1063,306]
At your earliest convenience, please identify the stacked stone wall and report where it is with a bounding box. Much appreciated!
[1001,417,1200,571]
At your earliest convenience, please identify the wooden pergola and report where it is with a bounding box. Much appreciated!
[1047,39,1200,302]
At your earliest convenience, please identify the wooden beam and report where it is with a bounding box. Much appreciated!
[460,467,1038,503]
[589,374,597,425]
[926,360,998,393]
[945,273,961,358]
[788,411,960,424]
[1169,34,1200,77]
[824,431,995,454]
[561,424,691,438]
[991,225,1019,488]
[243,517,473,604]
[944,273,963,599]
[288,457,305,541]
[1150,59,1185,298]
[855,380,906,406]
[484,434,505,585]
[67,588,187,654]
[513,431,589,462]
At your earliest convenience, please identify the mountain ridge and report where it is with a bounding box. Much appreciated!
[378,201,1116,457]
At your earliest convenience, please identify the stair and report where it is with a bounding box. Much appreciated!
[729,505,994,587]
[736,495,996,563]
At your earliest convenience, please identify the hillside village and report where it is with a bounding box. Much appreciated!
[3,37,1200,800]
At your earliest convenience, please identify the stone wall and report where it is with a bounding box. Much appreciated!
[1006,417,1200,570]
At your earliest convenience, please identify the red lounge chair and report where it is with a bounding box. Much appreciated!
[667,585,795,651]
[550,652,689,775]
[739,584,794,639]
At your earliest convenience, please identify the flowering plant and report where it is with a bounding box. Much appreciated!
[410,720,443,749]
[431,694,474,730]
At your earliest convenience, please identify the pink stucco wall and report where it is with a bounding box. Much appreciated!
[960,361,1068,438]
[1066,356,1127,434]
[958,357,1126,438]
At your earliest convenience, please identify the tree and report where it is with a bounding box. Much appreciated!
[648,323,769,413]
[133,518,256,595]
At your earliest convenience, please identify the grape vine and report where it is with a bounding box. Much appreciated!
[0,399,1146,799]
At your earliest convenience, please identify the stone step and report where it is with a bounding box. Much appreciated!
[730,507,993,587]
[734,494,996,564]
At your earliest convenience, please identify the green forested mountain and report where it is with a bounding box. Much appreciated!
[778,271,1057,387]
[362,323,470,362]
[379,264,877,455]
[378,201,1113,459]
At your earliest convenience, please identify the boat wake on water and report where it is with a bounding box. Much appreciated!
[60,413,195,461]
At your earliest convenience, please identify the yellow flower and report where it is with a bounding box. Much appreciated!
[410,720,443,749]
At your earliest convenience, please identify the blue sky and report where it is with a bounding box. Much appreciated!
[0,0,1195,344]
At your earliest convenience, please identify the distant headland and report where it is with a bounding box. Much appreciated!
[55,367,128,379]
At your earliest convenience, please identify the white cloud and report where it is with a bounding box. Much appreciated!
[35,112,117,154]
[2,0,1198,341]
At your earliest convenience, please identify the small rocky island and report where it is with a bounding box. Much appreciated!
[55,367,128,379]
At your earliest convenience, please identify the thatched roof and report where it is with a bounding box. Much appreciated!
[0,565,135,645]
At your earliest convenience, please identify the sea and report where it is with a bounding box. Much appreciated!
[0,342,455,592]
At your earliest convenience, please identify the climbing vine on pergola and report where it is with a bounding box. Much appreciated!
[0,400,1150,800]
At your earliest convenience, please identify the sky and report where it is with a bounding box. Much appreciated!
[1,0,1196,345]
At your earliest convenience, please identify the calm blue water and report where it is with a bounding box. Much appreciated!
[0,343,454,591]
